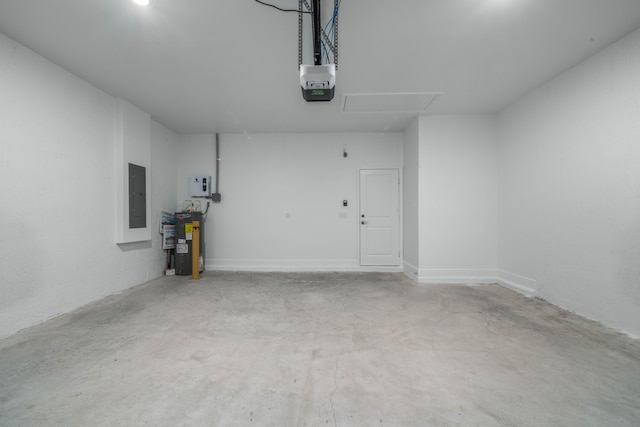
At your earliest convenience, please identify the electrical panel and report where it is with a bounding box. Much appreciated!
[128,163,146,229]
[191,175,212,197]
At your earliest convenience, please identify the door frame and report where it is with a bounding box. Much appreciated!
[358,168,403,268]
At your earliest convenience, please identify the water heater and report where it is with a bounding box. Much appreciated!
[174,211,205,276]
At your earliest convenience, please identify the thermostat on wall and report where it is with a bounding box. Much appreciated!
[191,175,212,197]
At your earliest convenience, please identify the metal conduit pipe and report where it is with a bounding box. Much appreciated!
[212,133,222,202]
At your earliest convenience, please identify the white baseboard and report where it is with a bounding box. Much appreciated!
[402,268,537,298]
[495,270,537,297]
[415,268,498,285]
[206,259,402,273]
[205,261,536,298]
[402,261,420,280]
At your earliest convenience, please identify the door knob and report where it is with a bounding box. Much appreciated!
[361,221,368,225]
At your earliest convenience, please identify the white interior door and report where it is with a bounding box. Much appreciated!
[359,169,400,266]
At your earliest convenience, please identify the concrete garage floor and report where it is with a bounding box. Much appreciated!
[1,272,639,426]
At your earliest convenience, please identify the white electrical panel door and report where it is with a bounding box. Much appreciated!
[191,176,212,197]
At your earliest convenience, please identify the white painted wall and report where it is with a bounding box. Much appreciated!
[115,99,152,244]
[418,115,498,283]
[151,122,179,247]
[176,133,216,208]
[497,28,640,337]
[402,118,420,277]
[0,34,176,338]
[175,132,403,271]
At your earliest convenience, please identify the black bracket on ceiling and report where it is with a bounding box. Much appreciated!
[298,0,339,69]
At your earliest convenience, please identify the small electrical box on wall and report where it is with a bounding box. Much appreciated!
[191,175,212,197]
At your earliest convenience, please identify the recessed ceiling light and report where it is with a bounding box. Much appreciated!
[131,0,150,6]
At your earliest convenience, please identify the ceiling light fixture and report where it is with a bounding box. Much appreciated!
[131,0,150,6]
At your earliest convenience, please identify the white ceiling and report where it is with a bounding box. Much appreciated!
[1,0,640,134]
